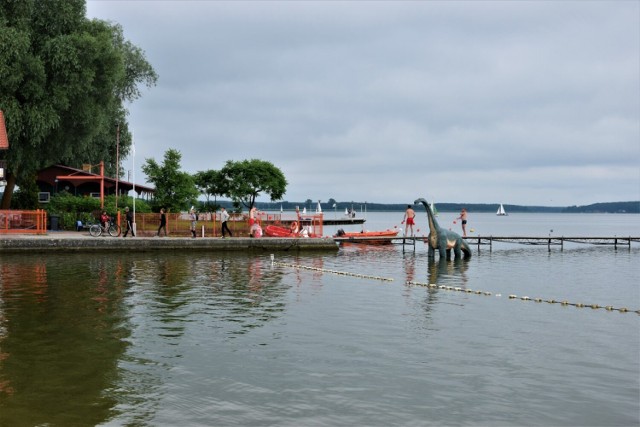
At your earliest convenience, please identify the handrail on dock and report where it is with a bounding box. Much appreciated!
[332,235,639,252]
[466,236,638,252]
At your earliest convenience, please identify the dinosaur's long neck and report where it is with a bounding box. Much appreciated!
[421,200,440,234]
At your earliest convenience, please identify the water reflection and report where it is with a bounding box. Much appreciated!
[0,252,297,425]
[1,246,637,426]
[426,257,470,288]
[401,252,470,288]
[0,255,131,426]
[399,252,473,325]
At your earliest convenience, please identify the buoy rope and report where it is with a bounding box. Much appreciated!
[271,257,636,313]
[273,261,393,282]
[405,281,639,314]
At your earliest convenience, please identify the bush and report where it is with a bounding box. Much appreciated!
[44,194,152,230]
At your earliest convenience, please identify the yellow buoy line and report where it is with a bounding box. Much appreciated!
[405,281,640,314]
[273,261,394,282]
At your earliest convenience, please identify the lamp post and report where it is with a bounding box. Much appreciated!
[115,124,119,212]
[132,131,136,235]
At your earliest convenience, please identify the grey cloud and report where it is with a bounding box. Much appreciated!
[89,1,639,205]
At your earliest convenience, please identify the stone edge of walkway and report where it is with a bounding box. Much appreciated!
[0,233,339,253]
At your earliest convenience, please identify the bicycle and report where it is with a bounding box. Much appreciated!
[89,220,121,237]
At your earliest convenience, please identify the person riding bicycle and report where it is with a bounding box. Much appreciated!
[100,210,110,230]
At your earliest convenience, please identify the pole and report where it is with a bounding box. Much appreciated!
[99,161,104,209]
[132,131,136,235]
[115,124,119,212]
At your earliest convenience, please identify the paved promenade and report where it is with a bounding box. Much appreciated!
[0,231,339,253]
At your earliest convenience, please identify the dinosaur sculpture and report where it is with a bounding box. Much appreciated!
[414,198,472,260]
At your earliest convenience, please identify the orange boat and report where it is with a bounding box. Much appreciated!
[264,225,296,238]
[333,228,399,244]
[264,224,320,238]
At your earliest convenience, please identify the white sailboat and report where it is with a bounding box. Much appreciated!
[497,203,508,216]
[316,200,322,213]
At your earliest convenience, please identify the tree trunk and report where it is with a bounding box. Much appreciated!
[0,172,16,209]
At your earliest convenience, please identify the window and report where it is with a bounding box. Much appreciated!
[90,192,101,198]
[38,192,50,203]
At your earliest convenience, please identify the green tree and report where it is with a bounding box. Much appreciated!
[219,159,287,210]
[0,0,158,208]
[142,149,198,213]
[10,173,39,209]
[194,169,226,212]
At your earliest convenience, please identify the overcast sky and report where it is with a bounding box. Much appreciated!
[86,1,639,207]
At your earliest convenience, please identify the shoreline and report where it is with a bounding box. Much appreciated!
[0,232,339,253]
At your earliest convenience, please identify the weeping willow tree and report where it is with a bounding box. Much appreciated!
[0,0,157,208]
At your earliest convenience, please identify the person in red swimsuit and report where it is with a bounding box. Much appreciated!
[402,205,416,237]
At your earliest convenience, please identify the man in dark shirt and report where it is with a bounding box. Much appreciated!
[123,206,135,237]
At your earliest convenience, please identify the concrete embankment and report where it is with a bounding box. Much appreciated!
[0,232,339,253]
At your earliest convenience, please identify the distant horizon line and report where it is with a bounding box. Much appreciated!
[247,200,639,208]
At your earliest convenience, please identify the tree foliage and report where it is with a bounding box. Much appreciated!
[142,149,198,213]
[194,169,226,212]
[0,0,158,208]
[219,159,287,210]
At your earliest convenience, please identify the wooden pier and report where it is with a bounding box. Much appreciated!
[332,235,640,252]
[321,218,366,226]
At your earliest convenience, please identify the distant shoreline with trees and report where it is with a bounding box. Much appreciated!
[242,200,639,214]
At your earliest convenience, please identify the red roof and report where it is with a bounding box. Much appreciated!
[0,110,8,149]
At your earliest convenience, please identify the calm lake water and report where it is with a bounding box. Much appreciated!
[0,212,639,426]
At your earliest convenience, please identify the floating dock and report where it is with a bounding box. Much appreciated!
[321,218,366,225]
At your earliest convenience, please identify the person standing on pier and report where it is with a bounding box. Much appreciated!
[220,207,232,238]
[123,206,135,237]
[249,206,257,226]
[456,208,468,237]
[402,205,416,237]
[190,207,197,238]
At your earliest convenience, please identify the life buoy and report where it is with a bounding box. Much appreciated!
[290,221,299,233]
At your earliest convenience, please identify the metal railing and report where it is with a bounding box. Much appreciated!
[122,212,324,237]
[0,209,48,234]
